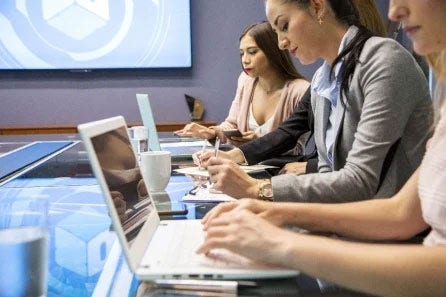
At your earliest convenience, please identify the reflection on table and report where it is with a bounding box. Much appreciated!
[0,137,372,297]
[0,140,198,297]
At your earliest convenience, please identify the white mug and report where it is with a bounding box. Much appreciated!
[140,151,171,192]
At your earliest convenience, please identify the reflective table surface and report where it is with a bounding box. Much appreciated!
[0,135,373,297]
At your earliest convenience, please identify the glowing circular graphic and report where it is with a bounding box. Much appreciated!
[0,0,191,69]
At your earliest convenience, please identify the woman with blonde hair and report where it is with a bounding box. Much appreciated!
[198,1,446,296]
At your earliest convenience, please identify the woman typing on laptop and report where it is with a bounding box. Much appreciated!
[175,21,309,148]
[198,0,446,296]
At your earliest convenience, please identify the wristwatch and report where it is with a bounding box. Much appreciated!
[258,179,274,201]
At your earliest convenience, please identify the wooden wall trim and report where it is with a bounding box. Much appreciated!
[0,121,216,135]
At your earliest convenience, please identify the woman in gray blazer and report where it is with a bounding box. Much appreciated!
[200,0,433,203]
[198,1,446,296]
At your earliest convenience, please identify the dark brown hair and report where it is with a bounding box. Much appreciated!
[277,0,375,104]
[240,21,304,80]
[353,0,386,37]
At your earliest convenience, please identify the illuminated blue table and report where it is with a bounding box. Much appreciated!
[0,138,371,297]
[0,140,200,296]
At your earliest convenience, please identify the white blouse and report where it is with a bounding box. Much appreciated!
[248,104,275,137]
[419,104,446,246]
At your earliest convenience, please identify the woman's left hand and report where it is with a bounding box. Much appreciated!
[279,162,307,175]
[228,131,258,146]
[175,123,216,139]
[196,208,292,266]
[202,198,285,228]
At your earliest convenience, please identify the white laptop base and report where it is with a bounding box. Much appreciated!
[78,116,298,280]
[137,220,296,280]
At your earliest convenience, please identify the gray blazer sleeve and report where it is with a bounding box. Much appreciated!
[272,37,433,203]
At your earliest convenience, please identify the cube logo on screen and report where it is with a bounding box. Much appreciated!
[41,0,110,40]
[0,0,192,69]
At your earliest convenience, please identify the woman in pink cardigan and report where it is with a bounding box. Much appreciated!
[176,21,309,146]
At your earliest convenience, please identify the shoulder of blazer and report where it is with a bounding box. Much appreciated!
[359,37,413,66]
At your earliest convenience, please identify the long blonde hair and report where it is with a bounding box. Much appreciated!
[427,51,446,80]
[427,51,446,120]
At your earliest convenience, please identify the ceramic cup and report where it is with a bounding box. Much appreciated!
[140,151,171,192]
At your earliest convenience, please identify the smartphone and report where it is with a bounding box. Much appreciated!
[155,202,188,216]
[222,129,243,138]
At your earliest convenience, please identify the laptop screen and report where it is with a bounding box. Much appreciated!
[136,94,162,151]
[90,125,156,243]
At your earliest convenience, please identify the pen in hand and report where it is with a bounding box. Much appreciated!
[198,141,208,170]
[214,137,220,158]
[207,136,221,192]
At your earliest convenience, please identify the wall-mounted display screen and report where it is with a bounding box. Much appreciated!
[0,0,192,70]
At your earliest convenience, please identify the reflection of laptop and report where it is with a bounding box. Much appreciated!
[78,116,299,280]
[136,94,211,160]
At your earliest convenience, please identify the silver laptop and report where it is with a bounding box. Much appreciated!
[78,116,299,280]
[136,94,211,159]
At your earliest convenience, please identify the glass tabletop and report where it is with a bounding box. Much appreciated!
[0,140,201,296]
[0,137,373,297]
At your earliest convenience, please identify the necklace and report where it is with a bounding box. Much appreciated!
[257,80,283,95]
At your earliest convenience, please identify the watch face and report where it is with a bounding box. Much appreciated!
[261,182,273,199]
[263,187,273,197]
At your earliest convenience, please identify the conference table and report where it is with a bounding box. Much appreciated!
[0,134,373,297]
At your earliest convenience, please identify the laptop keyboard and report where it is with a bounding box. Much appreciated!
[142,220,253,269]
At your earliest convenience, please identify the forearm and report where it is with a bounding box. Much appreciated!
[239,128,298,164]
[274,200,414,240]
[272,169,378,203]
[278,233,446,297]
[272,171,427,240]
[225,148,246,164]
